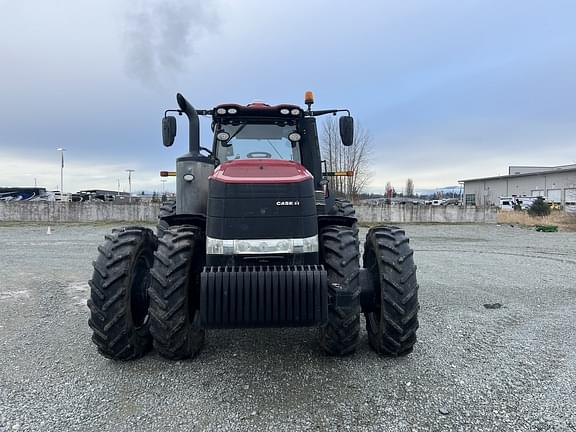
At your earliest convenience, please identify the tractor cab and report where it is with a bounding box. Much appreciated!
[160,93,355,218]
[211,102,303,163]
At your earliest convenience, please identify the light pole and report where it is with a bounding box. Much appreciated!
[126,169,135,203]
[57,148,66,193]
[160,179,167,203]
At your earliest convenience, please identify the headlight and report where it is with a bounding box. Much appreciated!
[280,108,290,115]
[235,239,292,254]
[290,108,300,115]
[206,236,318,255]
[216,108,226,115]
[293,237,317,253]
[227,108,238,114]
[206,238,234,254]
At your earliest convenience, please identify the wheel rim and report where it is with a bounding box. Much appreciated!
[130,252,151,327]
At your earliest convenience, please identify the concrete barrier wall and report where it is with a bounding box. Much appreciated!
[0,202,497,224]
[355,204,497,224]
[0,202,162,223]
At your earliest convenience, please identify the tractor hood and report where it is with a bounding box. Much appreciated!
[209,159,312,184]
[206,158,317,253]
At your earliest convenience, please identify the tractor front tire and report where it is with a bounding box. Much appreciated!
[157,201,176,238]
[319,225,361,356]
[87,227,157,360]
[364,226,419,356]
[149,225,205,360]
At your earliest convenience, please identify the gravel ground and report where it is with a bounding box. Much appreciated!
[0,223,575,432]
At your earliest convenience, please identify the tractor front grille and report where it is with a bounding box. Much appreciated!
[200,265,327,328]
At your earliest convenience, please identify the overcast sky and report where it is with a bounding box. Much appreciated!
[1,0,575,194]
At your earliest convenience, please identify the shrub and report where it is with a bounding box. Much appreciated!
[535,224,558,232]
[528,197,551,217]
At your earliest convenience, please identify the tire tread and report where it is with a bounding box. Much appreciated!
[87,227,156,360]
[364,225,419,356]
[319,226,361,356]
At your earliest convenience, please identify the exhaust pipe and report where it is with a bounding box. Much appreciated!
[176,93,200,156]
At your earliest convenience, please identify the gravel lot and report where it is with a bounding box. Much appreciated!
[0,223,575,432]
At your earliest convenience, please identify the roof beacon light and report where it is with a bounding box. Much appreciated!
[305,91,314,105]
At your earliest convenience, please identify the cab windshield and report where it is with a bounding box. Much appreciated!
[215,123,301,162]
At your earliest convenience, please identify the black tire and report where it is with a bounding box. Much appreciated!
[318,225,361,356]
[332,198,359,243]
[363,226,419,356]
[87,226,157,360]
[333,198,356,217]
[149,225,205,360]
[157,201,176,238]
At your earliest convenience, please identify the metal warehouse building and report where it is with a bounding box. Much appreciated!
[460,164,576,208]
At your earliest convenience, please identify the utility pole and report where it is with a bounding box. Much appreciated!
[57,148,66,192]
[126,169,135,203]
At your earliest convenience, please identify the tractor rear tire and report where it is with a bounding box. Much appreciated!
[149,225,205,360]
[157,201,176,238]
[319,225,361,356]
[87,226,157,360]
[363,226,419,356]
[333,198,356,217]
[332,198,359,243]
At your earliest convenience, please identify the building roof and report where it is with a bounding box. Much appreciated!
[460,166,576,183]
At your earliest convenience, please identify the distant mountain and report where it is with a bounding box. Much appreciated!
[415,185,461,195]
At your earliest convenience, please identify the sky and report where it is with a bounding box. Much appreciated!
[0,0,575,194]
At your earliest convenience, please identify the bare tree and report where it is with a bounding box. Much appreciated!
[320,117,373,200]
[405,178,414,198]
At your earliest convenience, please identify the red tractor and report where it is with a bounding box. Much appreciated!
[88,92,419,360]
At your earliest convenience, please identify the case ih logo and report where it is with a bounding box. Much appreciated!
[276,201,300,206]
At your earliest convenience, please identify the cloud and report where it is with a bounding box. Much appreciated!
[123,0,219,85]
[1,0,575,194]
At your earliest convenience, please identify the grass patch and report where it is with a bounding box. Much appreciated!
[535,225,559,232]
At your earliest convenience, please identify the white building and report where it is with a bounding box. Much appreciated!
[460,164,576,209]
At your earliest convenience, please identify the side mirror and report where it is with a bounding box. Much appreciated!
[162,116,177,147]
[339,116,354,146]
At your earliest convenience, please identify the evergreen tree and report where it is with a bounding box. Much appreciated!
[528,197,551,216]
